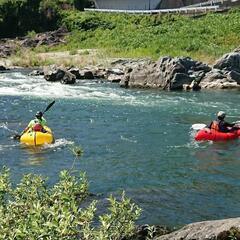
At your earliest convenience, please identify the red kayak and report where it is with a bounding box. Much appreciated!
[195,128,240,141]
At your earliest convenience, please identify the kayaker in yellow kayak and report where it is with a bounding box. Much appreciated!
[21,111,47,134]
[20,111,54,146]
[13,101,55,144]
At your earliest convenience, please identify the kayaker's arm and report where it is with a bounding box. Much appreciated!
[207,121,213,129]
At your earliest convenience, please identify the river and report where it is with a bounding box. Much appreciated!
[1,69,240,227]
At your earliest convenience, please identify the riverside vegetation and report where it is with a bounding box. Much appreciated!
[1,1,240,65]
[0,166,142,239]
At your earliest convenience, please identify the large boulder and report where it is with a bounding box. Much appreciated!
[0,65,7,71]
[155,218,240,240]
[68,67,95,80]
[227,70,240,84]
[200,69,240,89]
[120,56,210,90]
[213,52,240,72]
[44,66,76,84]
[81,70,94,79]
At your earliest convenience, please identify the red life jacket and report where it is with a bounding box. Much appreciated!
[32,123,44,132]
[210,120,219,131]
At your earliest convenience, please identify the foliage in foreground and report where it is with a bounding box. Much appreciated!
[0,167,141,239]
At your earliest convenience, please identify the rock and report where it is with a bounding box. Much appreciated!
[105,68,124,82]
[29,69,44,76]
[106,68,124,76]
[44,67,65,82]
[171,73,193,90]
[199,69,240,89]
[127,225,171,240]
[60,71,76,84]
[190,80,201,90]
[92,68,106,79]
[0,41,18,58]
[111,58,153,72]
[0,65,7,71]
[107,73,122,83]
[183,80,201,91]
[43,66,76,84]
[68,67,82,79]
[82,70,94,79]
[214,52,240,72]
[227,70,240,84]
[155,217,240,240]
[21,27,68,48]
[190,70,206,83]
[120,56,209,90]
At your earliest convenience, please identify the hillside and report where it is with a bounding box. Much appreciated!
[55,9,240,63]
[1,4,240,65]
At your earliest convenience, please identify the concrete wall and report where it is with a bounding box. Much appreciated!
[94,0,162,10]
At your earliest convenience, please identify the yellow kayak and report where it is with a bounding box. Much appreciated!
[20,126,54,146]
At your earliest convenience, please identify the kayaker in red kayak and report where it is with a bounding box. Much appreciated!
[208,111,236,132]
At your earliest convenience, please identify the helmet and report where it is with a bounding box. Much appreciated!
[35,111,43,119]
[217,111,226,119]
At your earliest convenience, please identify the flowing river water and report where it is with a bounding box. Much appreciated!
[1,69,240,227]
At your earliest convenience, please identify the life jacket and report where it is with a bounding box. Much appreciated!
[32,123,44,132]
[210,120,220,131]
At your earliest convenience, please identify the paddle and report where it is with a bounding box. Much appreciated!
[191,123,207,131]
[13,100,55,140]
[42,100,55,115]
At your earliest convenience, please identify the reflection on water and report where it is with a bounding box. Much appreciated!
[194,140,240,162]
[21,145,47,166]
[20,138,75,165]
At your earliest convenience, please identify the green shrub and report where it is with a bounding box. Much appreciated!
[0,167,141,239]
[26,30,37,38]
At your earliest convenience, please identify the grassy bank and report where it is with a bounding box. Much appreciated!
[8,8,240,67]
[58,9,240,62]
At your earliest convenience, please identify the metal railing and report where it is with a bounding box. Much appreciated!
[84,5,220,14]
[184,0,238,8]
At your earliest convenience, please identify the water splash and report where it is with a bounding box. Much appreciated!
[120,135,137,143]
[41,138,74,150]
[0,122,18,134]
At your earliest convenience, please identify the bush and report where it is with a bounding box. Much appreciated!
[61,11,115,31]
[0,167,141,239]
[0,0,91,37]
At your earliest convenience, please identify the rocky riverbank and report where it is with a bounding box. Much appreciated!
[155,217,240,240]
[131,217,240,239]
[11,49,239,92]
[0,27,68,58]
[1,27,240,91]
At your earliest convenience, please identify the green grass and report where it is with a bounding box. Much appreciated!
[9,8,240,66]
[54,9,240,63]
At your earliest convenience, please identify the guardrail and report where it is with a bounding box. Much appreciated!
[84,6,220,14]
[184,0,237,8]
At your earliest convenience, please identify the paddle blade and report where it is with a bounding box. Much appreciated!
[43,100,55,114]
[191,123,207,131]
